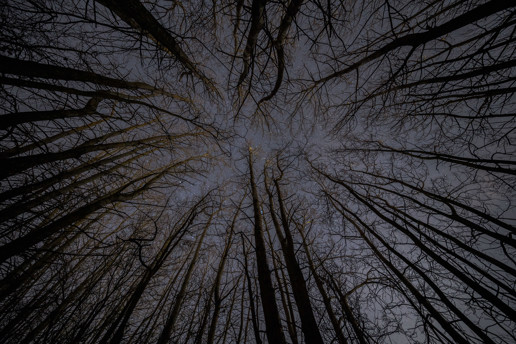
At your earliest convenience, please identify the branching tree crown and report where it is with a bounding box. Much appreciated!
[1,0,515,343]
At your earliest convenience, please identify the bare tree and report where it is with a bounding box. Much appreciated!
[1,0,514,343]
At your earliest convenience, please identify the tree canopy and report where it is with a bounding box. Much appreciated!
[1,0,515,343]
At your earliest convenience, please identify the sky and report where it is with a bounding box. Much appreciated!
[1,1,515,343]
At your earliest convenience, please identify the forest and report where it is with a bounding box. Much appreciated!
[0,0,515,343]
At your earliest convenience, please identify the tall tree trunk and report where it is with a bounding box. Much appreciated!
[264,172,325,344]
[247,149,286,344]
[156,211,215,344]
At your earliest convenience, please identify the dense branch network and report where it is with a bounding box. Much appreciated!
[0,0,514,343]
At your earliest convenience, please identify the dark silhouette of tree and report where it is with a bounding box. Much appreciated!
[1,0,514,343]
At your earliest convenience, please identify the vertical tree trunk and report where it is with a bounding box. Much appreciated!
[156,211,215,344]
[247,149,286,344]
[264,174,324,344]
[298,224,349,344]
